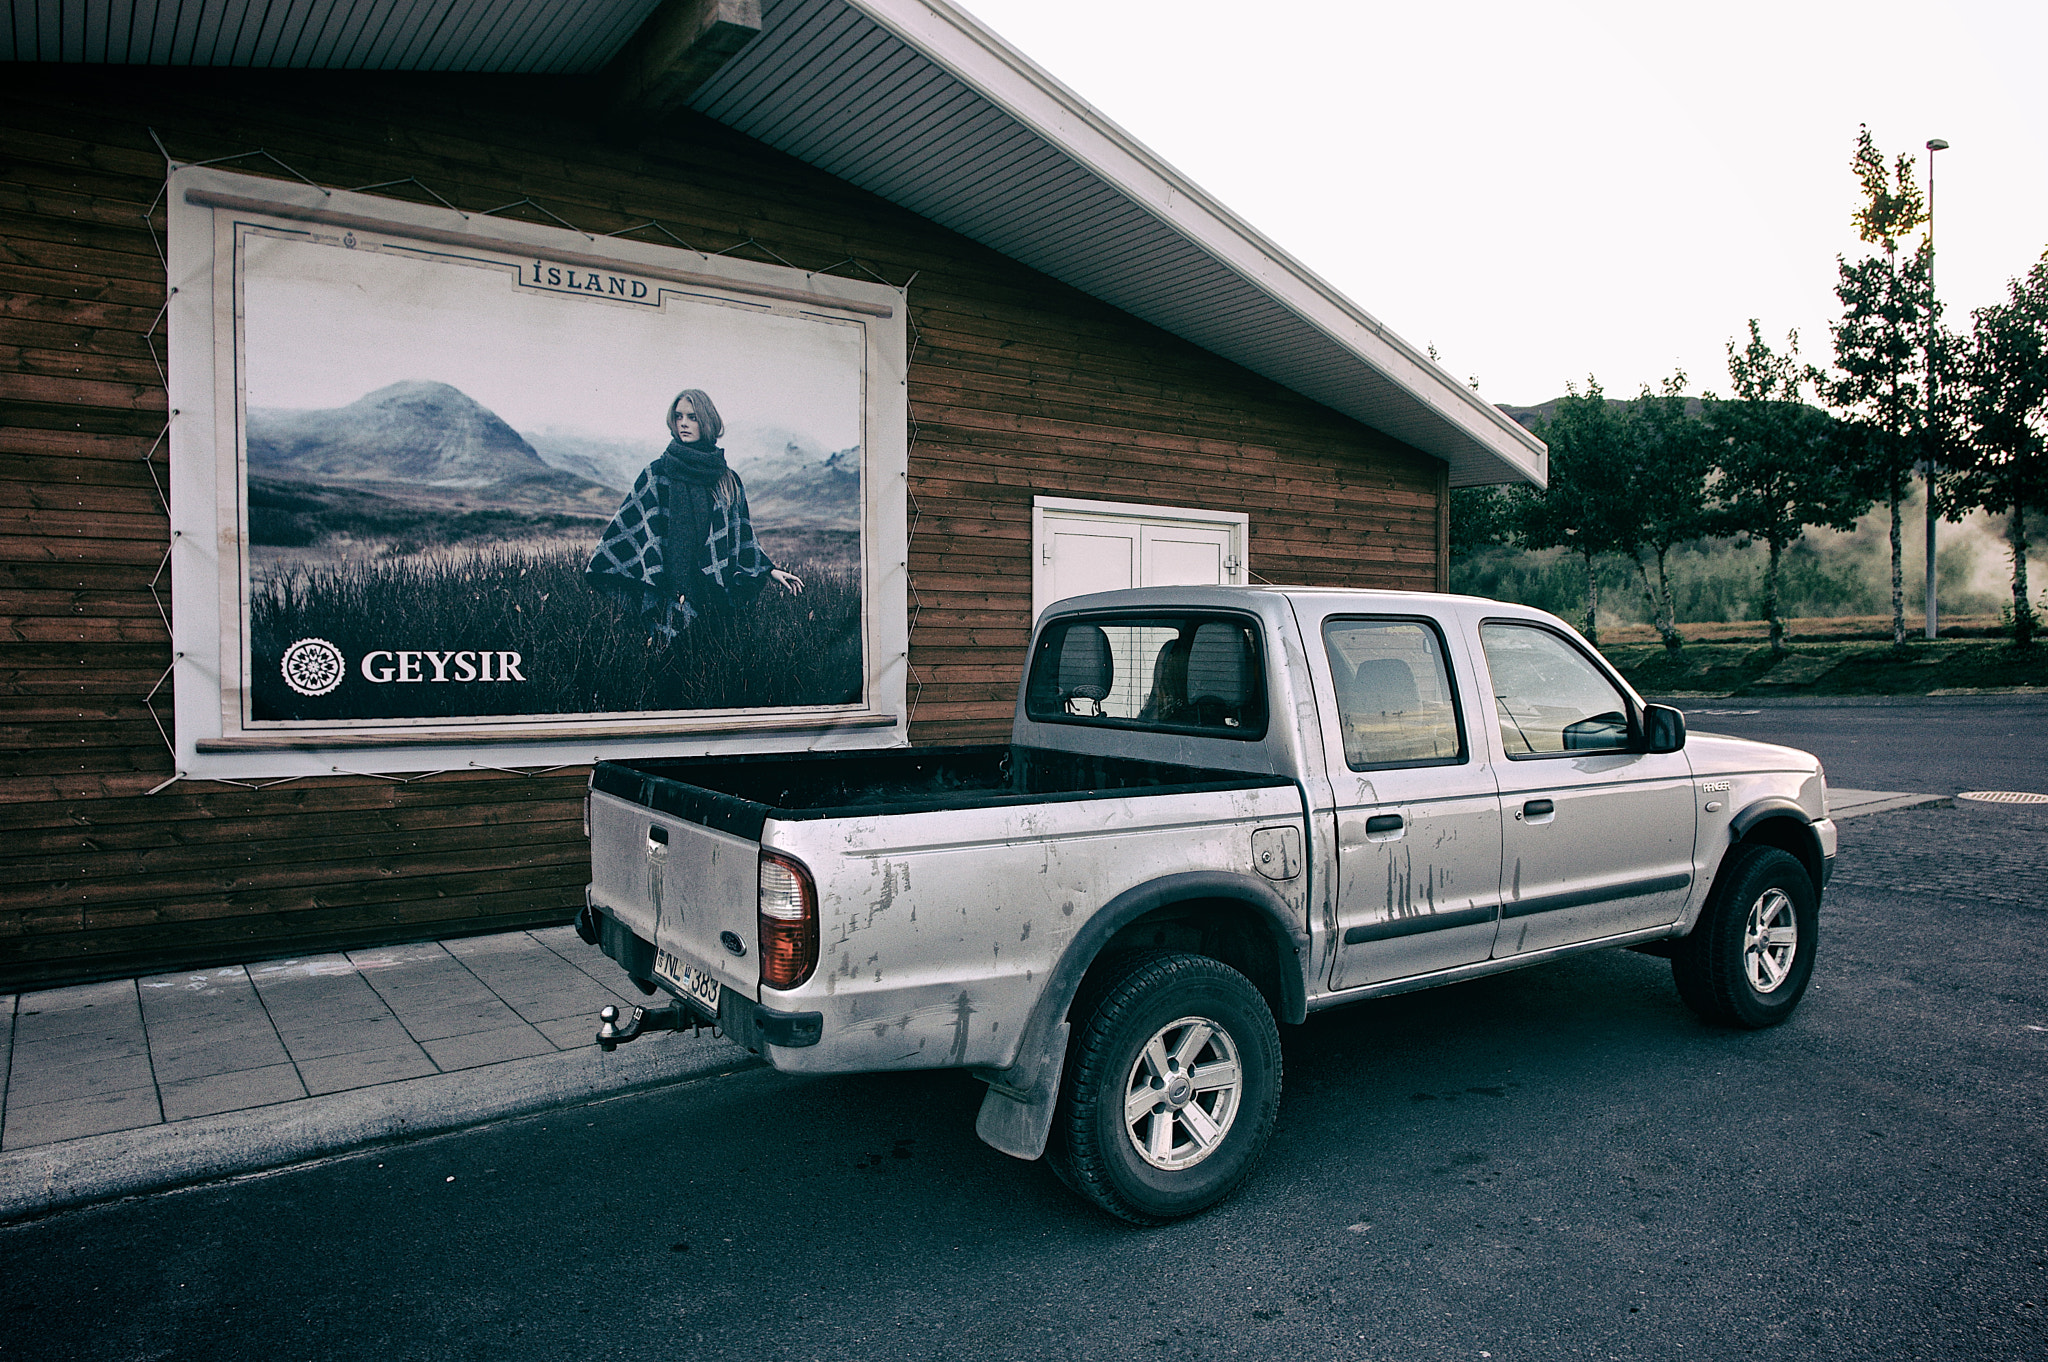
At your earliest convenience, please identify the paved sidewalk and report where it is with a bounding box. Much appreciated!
[1827,787,1952,819]
[0,788,1940,1222]
[0,926,743,1221]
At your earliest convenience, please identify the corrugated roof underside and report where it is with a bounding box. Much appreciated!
[0,0,658,71]
[697,0,1506,483]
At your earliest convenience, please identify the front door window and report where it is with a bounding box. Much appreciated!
[1480,623,1631,757]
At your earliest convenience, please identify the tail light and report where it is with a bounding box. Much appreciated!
[758,851,818,990]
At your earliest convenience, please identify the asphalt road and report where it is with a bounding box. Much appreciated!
[1660,693,2048,797]
[4,702,2044,1361]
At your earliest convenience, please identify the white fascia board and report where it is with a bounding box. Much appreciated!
[841,0,1546,487]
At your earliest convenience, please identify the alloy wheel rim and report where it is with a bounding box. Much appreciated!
[1122,1015,1242,1170]
[1744,888,1798,994]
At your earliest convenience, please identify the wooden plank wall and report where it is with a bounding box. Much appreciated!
[0,66,1445,990]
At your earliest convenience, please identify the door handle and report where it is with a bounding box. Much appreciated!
[1522,799,1554,818]
[1365,813,1404,834]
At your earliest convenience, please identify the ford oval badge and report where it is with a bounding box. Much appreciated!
[719,930,747,957]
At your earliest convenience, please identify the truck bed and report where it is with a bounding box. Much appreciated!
[591,743,1291,834]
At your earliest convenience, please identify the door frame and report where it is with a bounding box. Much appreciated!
[1030,496,1249,621]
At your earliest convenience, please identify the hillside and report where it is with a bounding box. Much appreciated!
[250,380,554,486]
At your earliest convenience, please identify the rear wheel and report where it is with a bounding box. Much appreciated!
[1672,843,1818,1028]
[1051,952,1281,1224]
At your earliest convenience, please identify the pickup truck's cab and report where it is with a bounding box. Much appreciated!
[582,586,1835,1223]
[1014,585,1829,1001]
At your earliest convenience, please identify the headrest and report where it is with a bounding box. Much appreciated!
[1185,623,1249,705]
[1348,657,1420,713]
[1059,624,1113,699]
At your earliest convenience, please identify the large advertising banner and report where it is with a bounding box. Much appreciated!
[166,167,909,779]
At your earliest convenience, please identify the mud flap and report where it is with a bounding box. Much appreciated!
[973,1020,1069,1161]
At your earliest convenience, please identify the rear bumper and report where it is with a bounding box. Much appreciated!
[581,900,821,1049]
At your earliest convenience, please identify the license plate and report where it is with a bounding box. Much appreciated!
[656,947,722,1019]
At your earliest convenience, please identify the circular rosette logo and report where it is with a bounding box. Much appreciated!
[280,637,346,697]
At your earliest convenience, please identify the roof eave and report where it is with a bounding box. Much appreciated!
[834,0,1546,488]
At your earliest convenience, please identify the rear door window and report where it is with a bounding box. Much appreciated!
[1025,614,1267,738]
[1322,618,1465,769]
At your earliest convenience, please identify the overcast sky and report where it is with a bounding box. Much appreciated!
[957,0,2047,409]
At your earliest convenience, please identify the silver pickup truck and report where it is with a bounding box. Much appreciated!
[579,586,1835,1222]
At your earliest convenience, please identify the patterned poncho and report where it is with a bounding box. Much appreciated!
[586,440,775,639]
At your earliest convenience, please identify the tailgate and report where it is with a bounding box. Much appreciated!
[587,788,758,1010]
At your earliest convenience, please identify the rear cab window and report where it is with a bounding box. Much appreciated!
[1025,613,1267,739]
[1321,617,1466,770]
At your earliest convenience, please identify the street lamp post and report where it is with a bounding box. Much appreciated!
[1924,136,1948,641]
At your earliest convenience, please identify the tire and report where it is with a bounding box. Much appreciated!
[1672,843,1818,1029]
[1050,951,1282,1224]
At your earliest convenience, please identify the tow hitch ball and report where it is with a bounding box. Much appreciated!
[596,1002,694,1051]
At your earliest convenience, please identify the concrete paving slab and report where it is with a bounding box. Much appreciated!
[296,1043,438,1096]
[347,940,448,968]
[546,934,653,992]
[448,932,635,1024]
[0,1026,748,1220]
[442,931,552,960]
[378,996,526,1044]
[535,1015,606,1050]
[497,977,636,1028]
[348,945,528,1042]
[263,993,400,1030]
[1827,788,1954,819]
[254,964,414,1061]
[2,1084,160,1151]
[420,1024,556,1072]
[138,967,291,1082]
[0,1025,148,1071]
[146,1030,295,1085]
[272,1012,419,1063]
[244,954,376,984]
[4,1043,154,1109]
[10,979,142,1045]
[159,1064,307,1122]
[136,968,268,1027]
[248,976,399,1028]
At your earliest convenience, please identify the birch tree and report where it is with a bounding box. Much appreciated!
[1817,126,1932,649]
[1704,322,1869,653]
[1519,382,1632,646]
[1621,373,1714,654]
[1951,250,2048,646]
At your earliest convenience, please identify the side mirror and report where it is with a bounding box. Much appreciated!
[1639,704,1686,754]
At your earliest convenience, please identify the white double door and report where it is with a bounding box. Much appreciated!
[1032,497,1247,621]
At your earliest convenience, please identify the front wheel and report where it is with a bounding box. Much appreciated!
[1051,952,1281,1224]
[1672,843,1818,1029]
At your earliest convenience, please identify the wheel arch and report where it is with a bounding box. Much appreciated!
[1728,801,1825,894]
[973,870,1307,1161]
[1075,878,1307,1025]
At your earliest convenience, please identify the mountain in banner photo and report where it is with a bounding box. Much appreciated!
[247,380,619,512]
[526,423,862,533]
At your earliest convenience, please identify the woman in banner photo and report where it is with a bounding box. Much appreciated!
[586,388,804,639]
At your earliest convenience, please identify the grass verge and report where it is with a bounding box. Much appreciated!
[1598,616,2048,697]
